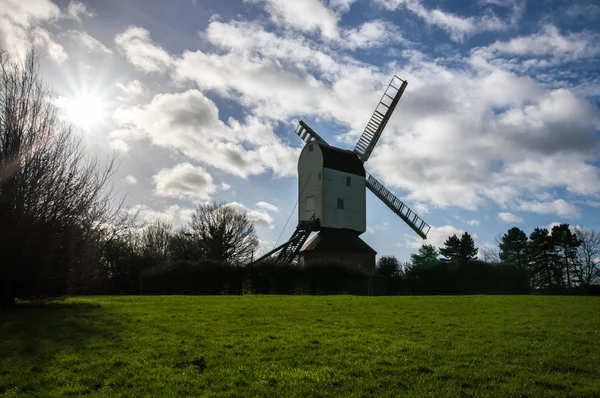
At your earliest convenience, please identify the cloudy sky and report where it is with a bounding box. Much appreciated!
[2,0,599,259]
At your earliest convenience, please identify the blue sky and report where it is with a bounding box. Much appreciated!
[2,0,599,260]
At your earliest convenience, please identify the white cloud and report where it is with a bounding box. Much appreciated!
[247,0,396,49]
[498,212,523,223]
[116,79,145,97]
[413,203,429,215]
[123,175,138,184]
[375,0,511,42]
[113,89,299,178]
[114,26,174,72]
[114,18,600,215]
[475,25,600,62]
[0,0,61,60]
[342,19,405,50]
[256,201,280,213]
[66,1,93,22]
[32,27,68,64]
[249,0,340,39]
[130,204,194,227]
[68,30,112,54]
[153,163,217,201]
[517,199,580,218]
[223,202,274,228]
[366,52,600,210]
[178,20,396,128]
[328,0,356,12]
[406,224,464,249]
[466,219,480,226]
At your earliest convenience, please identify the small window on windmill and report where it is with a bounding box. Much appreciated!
[337,198,344,209]
[346,176,351,187]
[308,144,313,152]
[318,172,322,180]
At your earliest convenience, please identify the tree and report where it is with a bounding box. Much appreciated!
[551,224,581,289]
[376,256,400,277]
[499,227,528,270]
[139,220,173,266]
[168,229,204,262]
[410,244,439,269]
[480,245,500,263]
[1,50,126,306]
[459,232,478,262]
[573,228,600,287]
[439,233,477,264]
[527,228,558,290]
[439,235,461,264]
[188,202,258,264]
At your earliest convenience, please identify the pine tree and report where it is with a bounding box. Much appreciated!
[459,232,478,262]
[528,228,558,290]
[551,224,581,289]
[439,235,461,264]
[410,244,439,269]
[499,227,528,269]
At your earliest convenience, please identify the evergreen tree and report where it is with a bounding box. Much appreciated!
[410,244,439,269]
[459,232,478,262]
[499,227,528,270]
[527,228,558,290]
[551,224,581,289]
[439,235,461,264]
[376,256,400,277]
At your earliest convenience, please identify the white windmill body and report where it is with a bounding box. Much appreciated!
[254,76,430,268]
[297,142,366,232]
[297,142,375,268]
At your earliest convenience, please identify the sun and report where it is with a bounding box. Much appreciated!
[57,92,110,131]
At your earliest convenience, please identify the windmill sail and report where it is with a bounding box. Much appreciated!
[296,120,328,145]
[354,76,408,162]
[366,173,430,239]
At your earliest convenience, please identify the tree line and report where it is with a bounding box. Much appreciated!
[2,50,599,305]
[398,226,600,295]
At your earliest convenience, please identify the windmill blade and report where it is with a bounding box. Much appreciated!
[365,172,430,239]
[354,76,408,163]
[295,120,328,145]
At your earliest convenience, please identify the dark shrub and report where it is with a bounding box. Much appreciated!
[140,260,243,295]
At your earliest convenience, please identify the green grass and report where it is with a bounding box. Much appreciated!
[1,296,599,397]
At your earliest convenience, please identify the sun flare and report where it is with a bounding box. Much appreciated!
[57,93,109,131]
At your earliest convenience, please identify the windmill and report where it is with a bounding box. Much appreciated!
[255,76,430,269]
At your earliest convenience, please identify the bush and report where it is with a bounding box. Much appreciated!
[140,260,244,295]
[305,262,369,295]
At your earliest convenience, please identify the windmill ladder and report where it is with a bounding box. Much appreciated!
[252,215,318,264]
[366,173,430,239]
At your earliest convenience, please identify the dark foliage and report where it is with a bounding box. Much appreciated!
[499,227,528,270]
[439,235,461,264]
[551,223,581,289]
[376,256,400,277]
[0,51,128,306]
[140,260,244,295]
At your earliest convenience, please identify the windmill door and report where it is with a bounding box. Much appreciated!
[306,196,315,220]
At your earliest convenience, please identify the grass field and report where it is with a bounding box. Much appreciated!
[1,296,599,397]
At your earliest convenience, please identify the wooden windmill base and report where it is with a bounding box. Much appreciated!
[298,228,376,272]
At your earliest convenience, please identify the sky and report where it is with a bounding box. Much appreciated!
[1,0,599,260]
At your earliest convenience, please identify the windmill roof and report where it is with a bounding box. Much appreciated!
[300,228,376,254]
[317,143,365,177]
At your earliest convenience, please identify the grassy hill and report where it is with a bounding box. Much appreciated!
[1,295,599,397]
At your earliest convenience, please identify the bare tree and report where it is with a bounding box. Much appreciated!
[139,219,173,265]
[573,228,600,287]
[188,202,258,264]
[480,244,500,263]
[0,50,127,306]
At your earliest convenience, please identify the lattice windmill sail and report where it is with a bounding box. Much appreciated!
[254,76,429,267]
